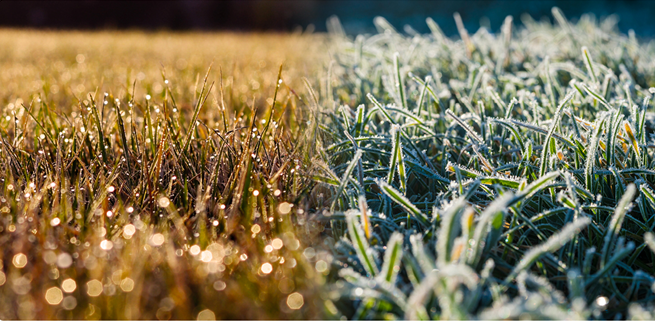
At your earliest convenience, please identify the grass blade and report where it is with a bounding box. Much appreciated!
[346,210,379,277]
[503,217,591,286]
[378,232,404,284]
[601,184,637,268]
[539,91,574,177]
[377,179,429,227]
[331,149,363,211]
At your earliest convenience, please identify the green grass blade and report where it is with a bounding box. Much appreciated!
[436,199,466,266]
[581,46,598,85]
[346,210,379,277]
[601,184,636,268]
[376,179,429,227]
[503,217,591,286]
[378,232,404,284]
[331,149,363,211]
[539,91,574,177]
[394,52,407,110]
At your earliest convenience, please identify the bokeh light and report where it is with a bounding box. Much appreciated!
[286,292,304,310]
[12,253,28,268]
[86,280,103,297]
[45,287,63,305]
[62,278,77,293]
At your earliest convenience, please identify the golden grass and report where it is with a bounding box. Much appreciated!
[0,29,329,320]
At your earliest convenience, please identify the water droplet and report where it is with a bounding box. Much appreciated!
[272,238,284,250]
[120,278,135,292]
[197,309,216,320]
[315,260,328,273]
[213,280,226,291]
[57,253,73,268]
[251,224,261,234]
[100,240,113,250]
[45,287,63,305]
[13,253,28,268]
[62,296,77,310]
[123,224,136,238]
[151,233,165,246]
[200,250,213,262]
[62,279,77,293]
[158,196,170,208]
[86,279,103,297]
[303,247,316,259]
[286,292,304,310]
[278,202,292,214]
[261,263,273,274]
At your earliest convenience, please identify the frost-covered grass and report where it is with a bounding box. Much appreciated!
[315,9,655,319]
[0,30,327,319]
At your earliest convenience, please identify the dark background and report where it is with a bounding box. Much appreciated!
[1,0,654,37]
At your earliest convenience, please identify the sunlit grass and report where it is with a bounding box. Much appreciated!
[0,29,329,319]
[5,9,655,320]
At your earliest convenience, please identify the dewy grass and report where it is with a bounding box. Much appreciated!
[315,9,655,320]
[0,30,328,319]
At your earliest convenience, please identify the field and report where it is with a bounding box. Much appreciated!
[2,8,655,320]
[0,30,327,319]
[318,11,655,320]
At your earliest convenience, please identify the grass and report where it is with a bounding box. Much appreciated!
[3,8,655,321]
[315,9,655,320]
[0,29,328,319]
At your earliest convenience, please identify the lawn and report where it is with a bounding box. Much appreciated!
[2,8,655,320]
[316,10,655,320]
[0,29,327,319]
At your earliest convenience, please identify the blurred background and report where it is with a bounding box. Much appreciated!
[0,0,654,37]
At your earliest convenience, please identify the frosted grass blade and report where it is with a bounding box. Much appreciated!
[378,232,404,284]
[346,210,379,277]
[581,47,598,84]
[331,149,363,211]
[601,184,636,268]
[436,199,466,266]
[503,217,590,285]
[539,91,574,177]
[394,52,407,110]
[508,171,560,206]
[377,179,429,227]
[585,116,606,192]
[467,194,512,267]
